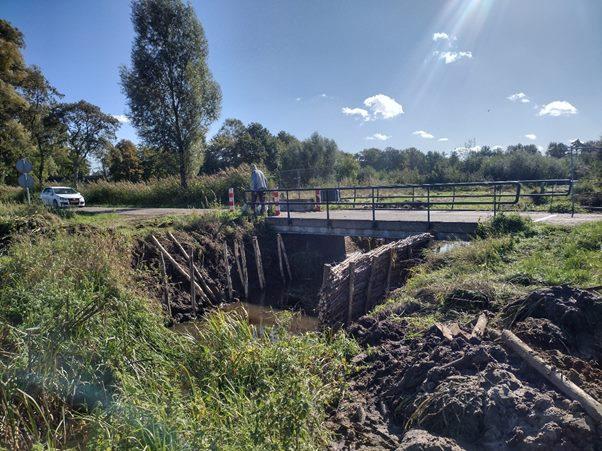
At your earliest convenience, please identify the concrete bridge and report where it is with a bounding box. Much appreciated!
[266,210,600,240]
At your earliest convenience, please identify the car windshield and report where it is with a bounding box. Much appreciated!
[53,188,77,194]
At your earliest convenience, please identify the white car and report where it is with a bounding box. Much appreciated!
[41,186,86,208]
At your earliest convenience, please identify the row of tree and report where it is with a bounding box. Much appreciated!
[0,19,121,186]
[1,0,222,189]
[1,0,600,191]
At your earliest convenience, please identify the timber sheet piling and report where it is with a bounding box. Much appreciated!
[317,233,432,328]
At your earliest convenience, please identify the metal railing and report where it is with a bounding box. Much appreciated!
[242,178,574,227]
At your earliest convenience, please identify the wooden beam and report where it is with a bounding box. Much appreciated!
[471,313,488,338]
[167,232,217,303]
[252,236,266,290]
[223,242,233,301]
[189,247,197,316]
[160,253,171,317]
[364,257,375,314]
[276,234,285,282]
[150,235,205,303]
[278,234,292,281]
[346,261,356,326]
[502,330,602,424]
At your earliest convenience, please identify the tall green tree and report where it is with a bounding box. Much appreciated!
[121,0,221,188]
[106,139,143,182]
[55,100,119,185]
[0,19,34,184]
[19,66,65,184]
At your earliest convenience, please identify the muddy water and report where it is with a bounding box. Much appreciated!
[174,301,319,336]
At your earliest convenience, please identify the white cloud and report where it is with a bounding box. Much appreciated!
[363,94,404,119]
[492,145,504,151]
[538,100,578,117]
[342,94,404,121]
[112,114,129,123]
[433,32,449,41]
[320,93,327,98]
[295,97,302,102]
[438,137,449,142]
[434,51,472,64]
[341,107,370,120]
[366,133,391,141]
[525,134,537,140]
[413,130,434,139]
[537,145,544,152]
[507,92,530,103]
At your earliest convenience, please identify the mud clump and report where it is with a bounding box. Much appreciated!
[330,286,601,450]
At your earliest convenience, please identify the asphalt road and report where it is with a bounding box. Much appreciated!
[80,206,601,226]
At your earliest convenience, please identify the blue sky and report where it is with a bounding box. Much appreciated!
[3,0,602,154]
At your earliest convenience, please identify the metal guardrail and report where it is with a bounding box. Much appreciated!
[242,179,574,226]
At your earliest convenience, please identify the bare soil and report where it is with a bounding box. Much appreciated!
[329,286,602,450]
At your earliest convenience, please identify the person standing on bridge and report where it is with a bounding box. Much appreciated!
[250,164,268,215]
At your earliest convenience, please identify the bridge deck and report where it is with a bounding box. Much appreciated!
[267,210,600,240]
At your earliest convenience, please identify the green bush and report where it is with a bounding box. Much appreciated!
[477,213,535,237]
[80,165,254,207]
[0,230,356,449]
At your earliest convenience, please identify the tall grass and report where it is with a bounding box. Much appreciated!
[0,228,356,449]
[374,220,602,338]
[79,165,253,207]
[0,185,23,203]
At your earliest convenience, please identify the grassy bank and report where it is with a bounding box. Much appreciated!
[374,214,602,331]
[0,206,356,449]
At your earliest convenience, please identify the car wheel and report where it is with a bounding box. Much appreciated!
[53,200,58,208]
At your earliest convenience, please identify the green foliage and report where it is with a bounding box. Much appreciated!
[104,139,143,182]
[55,100,119,185]
[400,221,601,314]
[0,228,356,449]
[121,0,221,188]
[80,164,251,207]
[204,118,280,174]
[477,213,535,237]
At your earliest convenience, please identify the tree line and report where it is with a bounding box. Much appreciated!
[1,1,600,192]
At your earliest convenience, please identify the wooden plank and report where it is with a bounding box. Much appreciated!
[471,313,488,338]
[346,261,356,326]
[160,253,171,317]
[233,240,247,299]
[150,235,205,304]
[502,330,602,424]
[239,240,249,297]
[276,234,285,282]
[364,257,376,314]
[278,234,292,281]
[167,232,217,303]
[252,236,266,290]
[223,242,233,301]
[189,247,197,316]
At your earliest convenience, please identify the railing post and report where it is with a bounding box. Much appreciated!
[427,186,431,228]
[451,186,456,210]
[326,190,331,225]
[493,185,497,217]
[371,187,376,226]
[286,190,291,224]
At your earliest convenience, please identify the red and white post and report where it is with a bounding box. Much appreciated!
[228,187,234,211]
[315,189,321,211]
[273,191,281,216]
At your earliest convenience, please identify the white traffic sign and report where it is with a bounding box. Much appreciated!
[16,158,33,174]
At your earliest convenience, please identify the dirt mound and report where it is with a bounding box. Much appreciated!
[330,286,602,450]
